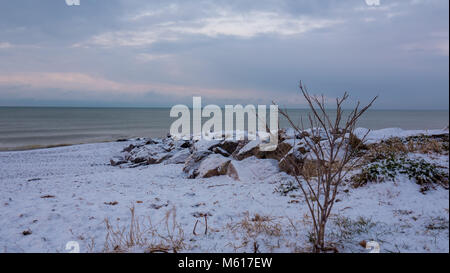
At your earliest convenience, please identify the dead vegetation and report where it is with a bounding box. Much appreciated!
[228,212,283,237]
[226,212,283,252]
[103,206,185,253]
[364,134,449,163]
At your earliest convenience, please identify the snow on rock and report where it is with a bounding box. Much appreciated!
[129,146,172,165]
[281,128,297,140]
[216,140,241,155]
[232,156,280,181]
[234,140,260,160]
[279,141,310,175]
[183,152,239,180]
[355,127,449,144]
[234,139,293,161]
[164,149,191,165]
[192,139,221,152]
[196,154,236,179]
[212,146,230,157]
[110,156,127,166]
[183,150,212,178]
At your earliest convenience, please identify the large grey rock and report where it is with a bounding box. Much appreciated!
[110,156,127,166]
[183,153,240,180]
[234,139,294,161]
[279,141,310,175]
[122,144,136,153]
[183,150,213,178]
[234,140,260,160]
[255,140,293,160]
[217,140,241,154]
[129,148,151,164]
[192,139,221,152]
[164,149,191,164]
[197,154,232,178]
[212,146,230,157]
[127,143,175,165]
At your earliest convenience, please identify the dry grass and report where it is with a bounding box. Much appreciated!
[226,212,283,252]
[228,212,282,237]
[409,137,448,155]
[103,206,185,253]
[365,134,449,163]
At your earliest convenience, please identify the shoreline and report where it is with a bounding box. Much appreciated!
[1,126,448,152]
[0,137,147,152]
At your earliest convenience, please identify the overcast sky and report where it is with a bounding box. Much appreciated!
[0,0,448,109]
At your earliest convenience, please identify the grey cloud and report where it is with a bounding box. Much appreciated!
[0,0,448,109]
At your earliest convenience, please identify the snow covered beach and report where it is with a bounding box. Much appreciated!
[0,127,448,253]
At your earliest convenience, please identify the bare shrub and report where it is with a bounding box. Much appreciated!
[278,81,376,252]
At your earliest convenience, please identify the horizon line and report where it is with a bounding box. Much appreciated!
[0,105,449,111]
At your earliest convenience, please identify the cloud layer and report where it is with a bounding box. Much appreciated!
[0,0,448,109]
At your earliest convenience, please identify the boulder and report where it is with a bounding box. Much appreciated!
[234,140,260,160]
[128,145,174,165]
[129,148,150,164]
[212,146,231,157]
[193,139,241,156]
[111,137,194,167]
[164,149,191,164]
[149,152,173,164]
[183,150,212,178]
[217,140,241,154]
[226,163,240,181]
[279,142,310,175]
[197,154,232,178]
[255,140,293,160]
[178,140,192,149]
[183,153,240,180]
[110,156,127,166]
[192,139,221,152]
[234,139,294,161]
[122,144,136,153]
[145,139,159,145]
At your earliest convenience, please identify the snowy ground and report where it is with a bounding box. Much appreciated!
[0,128,448,253]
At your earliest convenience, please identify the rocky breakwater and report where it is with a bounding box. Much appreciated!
[109,128,346,179]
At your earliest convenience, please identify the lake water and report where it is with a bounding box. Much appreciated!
[0,107,448,151]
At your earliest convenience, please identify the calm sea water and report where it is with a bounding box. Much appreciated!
[0,107,448,151]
